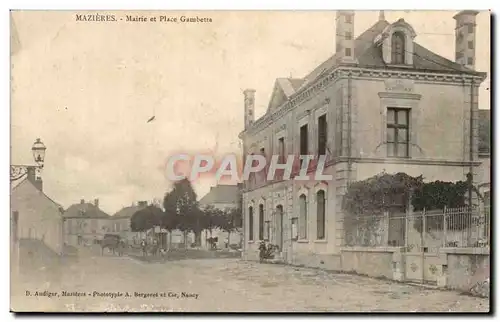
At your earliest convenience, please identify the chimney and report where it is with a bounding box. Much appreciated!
[243,89,256,129]
[336,10,357,65]
[379,10,385,21]
[453,10,479,70]
[94,198,99,208]
[80,199,85,204]
[26,166,43,192]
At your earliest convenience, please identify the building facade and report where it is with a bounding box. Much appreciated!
[110,201,148,244]
[239,11,487,263]
[11,171,64,256]
[63,199,112,246]
[477,109,490,202]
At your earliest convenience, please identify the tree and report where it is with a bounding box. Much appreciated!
[163,178,203,246]
[158,206,177,250]
[130,205,163,233]
[201,205,223,239]
[219,207,240,247]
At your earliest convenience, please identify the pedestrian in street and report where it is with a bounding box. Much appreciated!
[152,239,159,257]
[224,238,229,249]
[141,239,147,257]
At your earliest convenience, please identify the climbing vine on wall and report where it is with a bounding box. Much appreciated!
[411,180,470,232]
[342,172,473,239]
[342,172,423,216]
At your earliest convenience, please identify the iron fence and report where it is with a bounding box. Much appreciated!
[345,205,490,249]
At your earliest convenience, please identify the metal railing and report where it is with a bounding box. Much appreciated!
[344,205,490,249]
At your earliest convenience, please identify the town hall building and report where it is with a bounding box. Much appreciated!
[239,11,487,265]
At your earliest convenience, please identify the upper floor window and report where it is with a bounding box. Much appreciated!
[345,48,352,57]
[468,24,474,33]
[300,124,308,167]
[345,31,352,40]
[467,57,473,65]
[387,108,410,158]
[278,137,285,163]
[391,32,406,64]
[468,40,474,49]
[317,114,327,156]
[345,15,352,24]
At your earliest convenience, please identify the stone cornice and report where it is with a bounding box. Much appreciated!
[240,66,487,137]
[241,156,483,193]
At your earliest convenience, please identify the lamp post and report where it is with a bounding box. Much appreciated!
[10,138,46,182]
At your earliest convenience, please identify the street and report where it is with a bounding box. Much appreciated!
[11,253,489,312]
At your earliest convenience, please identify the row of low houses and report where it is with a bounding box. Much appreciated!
[11,168,244,257]
[11,173,149,255]
[238,10,491,265]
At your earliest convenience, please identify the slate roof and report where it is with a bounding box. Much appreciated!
[112,204,148,219]
[199,184,241,206]
[262,17,486,118]
[64,202,111,219]
[304,19,483,87]
[478,109,491,154]
[276,78,305,97]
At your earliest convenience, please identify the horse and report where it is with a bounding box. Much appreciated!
[101,234,122,256]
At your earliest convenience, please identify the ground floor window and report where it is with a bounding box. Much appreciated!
[248,206,254,241]
[316,190,326,240]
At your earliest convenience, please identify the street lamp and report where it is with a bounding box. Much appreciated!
[10,138,46,182]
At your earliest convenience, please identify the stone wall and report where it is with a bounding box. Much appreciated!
[444,248,490,294]
[244,246,489,297]
[341,247,403,280]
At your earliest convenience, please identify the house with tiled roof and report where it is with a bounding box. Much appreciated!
[199,184,242,249]
[63,199,111,246]
[110,201,149,244]
[239,11,488,264]
[199,184,242,211]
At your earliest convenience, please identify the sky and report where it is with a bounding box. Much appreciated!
[10,10,491,215]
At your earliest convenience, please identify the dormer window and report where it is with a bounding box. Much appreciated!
[378,19,416,66]
[391,32,406,64]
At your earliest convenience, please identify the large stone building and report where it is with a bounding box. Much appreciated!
[63,199,112,246]
[239,11,487,263]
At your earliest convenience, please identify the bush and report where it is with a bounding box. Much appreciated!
[342,172,474,237]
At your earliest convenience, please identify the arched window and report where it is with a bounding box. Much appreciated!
[276,205,284,250]
[316,190,326,240]
[258,204,264,240]
[391,31,406,64]
[299,194,308,239]
[248,206,254,241]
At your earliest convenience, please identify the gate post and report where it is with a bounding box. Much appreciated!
[443,206,447,247]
